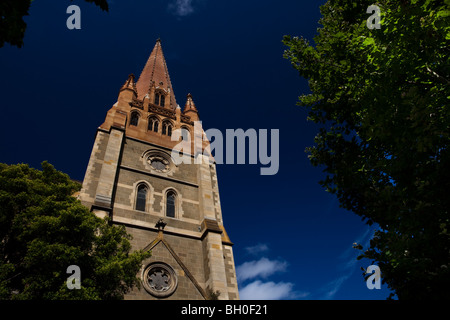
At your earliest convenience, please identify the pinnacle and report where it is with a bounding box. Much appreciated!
[184,93,198,113]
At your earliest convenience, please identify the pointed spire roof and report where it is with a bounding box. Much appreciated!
[184,93,197,112]
[135,39,177,109]
[120,73,137,94]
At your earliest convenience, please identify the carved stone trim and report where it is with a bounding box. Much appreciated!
[148,104,176,120]
[180,114,194,125]
[130,98,144,110]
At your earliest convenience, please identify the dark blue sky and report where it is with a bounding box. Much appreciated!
[0,0,393,299]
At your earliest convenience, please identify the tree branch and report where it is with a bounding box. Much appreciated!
[425,64,450,84]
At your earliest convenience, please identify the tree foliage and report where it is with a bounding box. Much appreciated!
[0,162,150,299]
[0,0,109,48]
[283,0,449,299]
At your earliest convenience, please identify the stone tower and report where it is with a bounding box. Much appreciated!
[79,39,239,300]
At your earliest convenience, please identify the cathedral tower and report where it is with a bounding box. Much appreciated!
[79,40,239,300]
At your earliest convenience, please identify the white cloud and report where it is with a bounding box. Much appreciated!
[244,243,269,256]
[169,0,195,17]
[237,244,309,300]
[236,257,287,282]
[239,280,298,300]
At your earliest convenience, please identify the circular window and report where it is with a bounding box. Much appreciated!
[147,155,170,173]
[142,150,175,174]
[150,158,167,171]
[142,263,178,298]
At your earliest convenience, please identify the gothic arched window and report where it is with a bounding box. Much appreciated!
[130,112,139,126]
[166,190,176,218]
[162,121,173,137]
[148,117,159,133]
[181,126,190,141]
[136,184,147,212]
[154,92,166,107]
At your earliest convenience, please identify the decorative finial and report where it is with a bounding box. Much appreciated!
[155,218,167,231]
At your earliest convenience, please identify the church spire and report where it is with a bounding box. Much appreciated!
[135,39,177,109]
